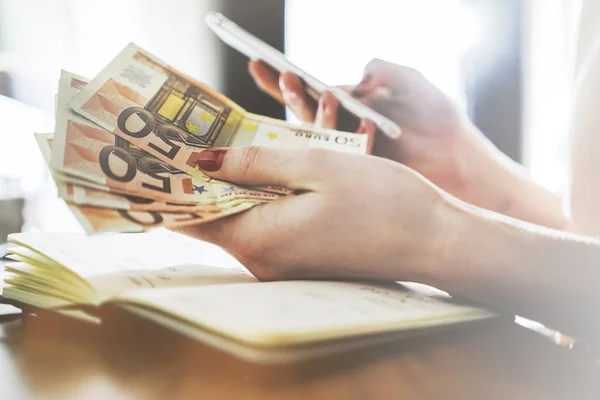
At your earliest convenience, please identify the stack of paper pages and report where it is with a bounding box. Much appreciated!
[1,230,493,363]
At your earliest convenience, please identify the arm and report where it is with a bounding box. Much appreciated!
[444,0,600,340]
[457,121,567,230]
[432,196,600,345]
[569,0,600,236]
[248,60,568,229]
[177,146,600,346]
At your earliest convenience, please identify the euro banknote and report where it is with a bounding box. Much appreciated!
[68,43,368,186]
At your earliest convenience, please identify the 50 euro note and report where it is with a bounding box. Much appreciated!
[53,71,280,207]
[34,133,260,233]
[67,184,260,213]
[36,132,238,213]
[67,202,256,234]
[68,43,369,190]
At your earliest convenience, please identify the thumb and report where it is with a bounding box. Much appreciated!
[194,146,321,190]
[353,58,422,96]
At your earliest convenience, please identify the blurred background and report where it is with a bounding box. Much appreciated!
[0,0,577,241]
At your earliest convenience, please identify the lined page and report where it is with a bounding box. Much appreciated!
[8,230,242,279]
[119,281,493,347]
[91,264,256,300]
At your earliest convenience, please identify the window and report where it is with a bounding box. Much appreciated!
[285,0,479,108]
[522,0,582,195]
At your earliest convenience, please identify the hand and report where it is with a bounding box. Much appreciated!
[175,147,451,282]
[248,59,481,198]
[249,60,566,228]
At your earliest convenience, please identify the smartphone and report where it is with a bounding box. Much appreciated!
[205,12,401,139]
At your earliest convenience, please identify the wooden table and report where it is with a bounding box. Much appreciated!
[0,308,597,400]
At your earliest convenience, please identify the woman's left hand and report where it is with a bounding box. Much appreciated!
[249,60,567,230]
[175,146,453,282]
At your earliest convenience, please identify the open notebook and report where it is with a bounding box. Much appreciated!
[2,230,493,363]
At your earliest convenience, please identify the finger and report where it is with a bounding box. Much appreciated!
[353,58,422,97]
[173,204,264,261]
[314,91,339,129]
[174,202,263,248]
[194,146,327,190]
[337,84,386,110]
[338,85,354,93]
[248,60,285,103]
[175,192,307,273]
[279,72,316,123]
[356,119,376,154]
[173,211,243,249]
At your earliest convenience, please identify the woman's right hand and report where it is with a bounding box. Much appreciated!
[249,59,567,228]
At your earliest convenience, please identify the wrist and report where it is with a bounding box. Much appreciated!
[457,123,515,211]
[458,123,567,229]
[412,193,477,287]
[427,183,600,341]
[427,195,500,290]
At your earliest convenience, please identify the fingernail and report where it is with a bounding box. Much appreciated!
[358,74,372,86]
[248,60,261,79]
[352,74,372,97]
[197,149,227,172]
[352,87,366,97]
[320,96,330,113]
[357,119,374,134]
[282,89,300,105]
[321,91,336,113]
[357,119,367,134]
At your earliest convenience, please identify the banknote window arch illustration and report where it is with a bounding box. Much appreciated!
[113,136,180,175]
[144,74,231,148]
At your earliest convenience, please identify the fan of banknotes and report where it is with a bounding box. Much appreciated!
[35,43,369,233]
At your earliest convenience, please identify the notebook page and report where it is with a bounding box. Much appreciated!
[118,280,493,347]
[8,230,242,279]
[91,264,256,300]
